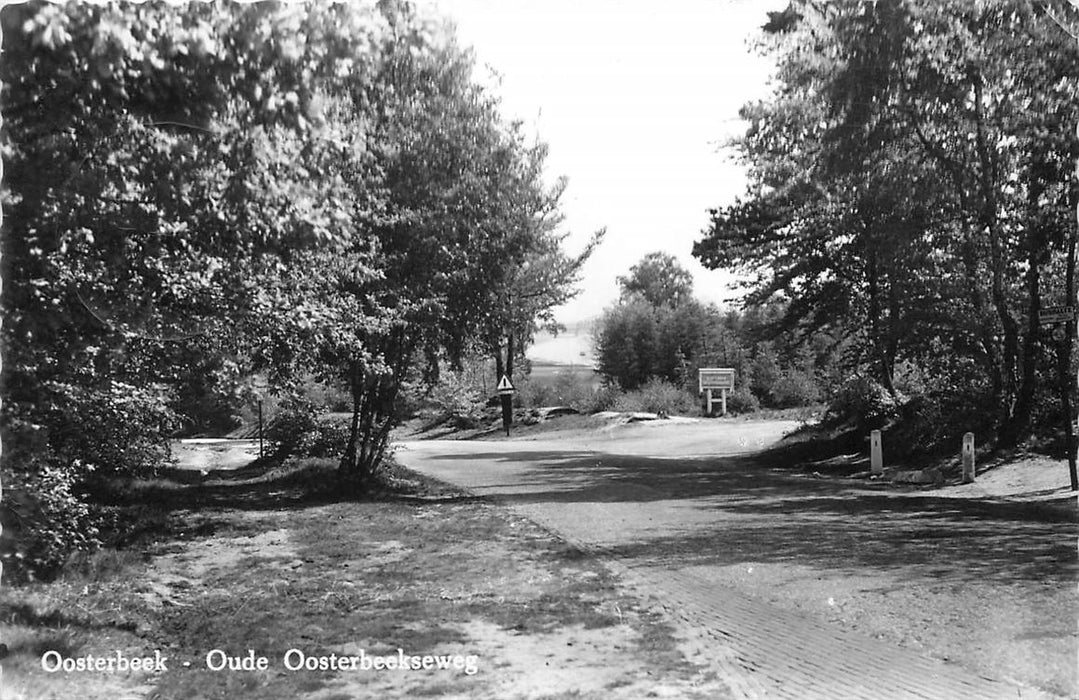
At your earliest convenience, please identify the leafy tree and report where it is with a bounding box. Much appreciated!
[617,252,695,308]
[695,0,1079,445]
[1,0,592,572]
[235,4,597,483]
[476,174,603,390]
[594,300,662,390]
[1,0,408,576]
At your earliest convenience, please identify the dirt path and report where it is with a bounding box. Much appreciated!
[395,419,1078,699]
[170,439,261,472]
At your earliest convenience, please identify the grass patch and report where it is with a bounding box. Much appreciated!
[3,459,722,699]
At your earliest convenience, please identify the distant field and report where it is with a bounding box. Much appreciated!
[528,361,602,390]
[528,326,595,366]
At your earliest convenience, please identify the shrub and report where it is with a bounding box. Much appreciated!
[887,387,997,458]
[428,370,487,429]
[612,378,698,415]
[267,397,348,458]
[579,384,622,413]
[749,348,782,402]
[0,380,179,581]
[769,371,821,408]
[724,386,760,414]
[299,377,352,413]
[49,380,180,478]
[825,376,900,429]
[1,458,103,582]
[515,378,558,409]
[517,369,607,413]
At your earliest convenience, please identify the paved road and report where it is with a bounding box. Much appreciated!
[395,420,1071,700]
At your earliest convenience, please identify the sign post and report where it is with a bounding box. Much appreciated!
[497,374,515,436]
[251,379,270,461]
[1040,305,1078,491]
[257,399,264,460]
[698,368,735,417]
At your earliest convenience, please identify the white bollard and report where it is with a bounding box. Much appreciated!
[870,430,883,475]
[962,432,975,483]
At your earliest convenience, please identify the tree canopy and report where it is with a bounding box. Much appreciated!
[694,0,1079,446]
[617,251,694,308]
[0,0,597,577]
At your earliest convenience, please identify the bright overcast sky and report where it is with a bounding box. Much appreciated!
[428,0,784,323]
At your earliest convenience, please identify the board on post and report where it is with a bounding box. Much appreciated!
[698,368,735,416]
[497,375,515,436]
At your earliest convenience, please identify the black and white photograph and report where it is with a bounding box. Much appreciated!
[0,1,1076,698]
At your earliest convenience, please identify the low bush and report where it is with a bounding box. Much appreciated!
[578,384,622,413]
[1,380,179,581]
[267,397,349,458]
[724,386,760,414]
[768,371,821,408]
[49,380,180,478]
[1,459,104,582]
[887,388,997,459]
[612,378,698,415]
[517,370,612,414]
[824,376,900,429]
[428,370,487,429]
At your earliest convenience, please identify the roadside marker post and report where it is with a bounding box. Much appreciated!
[257,399,264,460]
[1040,304,1078,491]
[962,433,975,483]
[698,368,735,417]
[497,374,515,436]
[252,380,270,461]
[870,430,883,475]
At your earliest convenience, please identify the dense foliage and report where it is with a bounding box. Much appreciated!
[694,1,1078,447]
[1,0,592,579]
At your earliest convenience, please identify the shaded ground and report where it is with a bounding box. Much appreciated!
[395,419,1078,698]
[0,452,732,700]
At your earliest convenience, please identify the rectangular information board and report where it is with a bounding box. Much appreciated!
[1039,305,1076,325]
[698,368,736,393]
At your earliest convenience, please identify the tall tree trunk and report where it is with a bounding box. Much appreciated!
[339,360,362,477]
[1005,228,1043,444]
[1064,130,1078,490]
[972,71,1021,440]
[506,331,515,384]
[885,274,901,390]
[866,252,895,392]
[912,116,1000,395]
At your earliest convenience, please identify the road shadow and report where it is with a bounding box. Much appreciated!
[419,447,1077,584]
[98,457,479,551]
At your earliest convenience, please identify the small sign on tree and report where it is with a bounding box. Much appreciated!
[1039,305,1076,325]
[497,374,515,395]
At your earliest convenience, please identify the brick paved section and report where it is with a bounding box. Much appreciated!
[611,562,1040,700]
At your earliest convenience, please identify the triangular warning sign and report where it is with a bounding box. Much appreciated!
[497,374,515,392]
